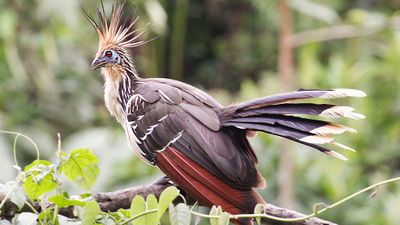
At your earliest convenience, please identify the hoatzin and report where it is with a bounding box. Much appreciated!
[86,2,365,224]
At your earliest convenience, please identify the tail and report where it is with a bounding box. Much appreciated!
[218,89,366,160]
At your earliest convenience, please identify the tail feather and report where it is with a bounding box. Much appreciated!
[331,142,356,152]
[226,115,355,135]
[236,103,365,120]
[286,135,348,160]
[224,121,332,144]
[237,89,366,110]
[220,89,366,159]
[224,121,347,160]
[319,106,365,120]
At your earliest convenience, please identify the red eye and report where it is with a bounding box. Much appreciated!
[104,50,113,58]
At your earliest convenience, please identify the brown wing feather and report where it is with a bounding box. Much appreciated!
[128,79,263,188]
[156,147,264,225]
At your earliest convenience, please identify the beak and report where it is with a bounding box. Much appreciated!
[91,57,107,70]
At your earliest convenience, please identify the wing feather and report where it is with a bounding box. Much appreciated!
[127,79,261,189]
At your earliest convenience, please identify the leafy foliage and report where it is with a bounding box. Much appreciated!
[22,160,57,200]
[48,193,87,208]
[0,133,400,224]
[157,186,180,220]
[20,148,99,203]
[130,196,146,225]
[169,203,191,225]
[0,140,100,224]
[209,206,229,225]
[0,137,228,225]
[59,148,99,191]
[145,195,159,225]
[81,201,101,225]
[254,204,265,225]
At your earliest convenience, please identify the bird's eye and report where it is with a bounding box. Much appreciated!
[104,50,113,58]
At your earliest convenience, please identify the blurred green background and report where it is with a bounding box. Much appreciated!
[0,0,400,224]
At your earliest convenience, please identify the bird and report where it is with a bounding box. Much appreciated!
[85,2,365,225]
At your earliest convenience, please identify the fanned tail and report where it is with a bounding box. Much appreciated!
[219,89,366,160]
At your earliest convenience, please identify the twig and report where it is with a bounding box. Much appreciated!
[94,180,175,212]
[290,16,400,47]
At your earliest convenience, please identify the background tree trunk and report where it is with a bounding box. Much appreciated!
[277,0,295,209]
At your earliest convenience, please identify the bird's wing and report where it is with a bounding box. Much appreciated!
[126,79,262,189]
[156,146,264,217]
[145,78,223,108]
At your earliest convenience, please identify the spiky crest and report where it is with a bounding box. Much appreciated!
[84,1,147,51]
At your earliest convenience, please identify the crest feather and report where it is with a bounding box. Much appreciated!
[84,1,147,49]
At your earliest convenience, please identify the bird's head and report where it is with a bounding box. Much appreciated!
[85,2,146,78]
[91,48,122,70]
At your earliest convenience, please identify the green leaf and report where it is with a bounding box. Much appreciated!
[81,200,100,225]
[219,212,230,225]
[209,206,230,225]
[157,186,179,220]
[60,148,99,191]
[209,206,222,225]
[80,193,92,199]
[38,208,53,222]
[168,204,177,225]
[130,195,146,225]
[169,203,191,225]
[15,212,38,225]
[24,160,51,172]
[254,203,265,225]
[22,160,57,200]
[48,193,86,207]
[145,194,159,225]
[117,208,131,219]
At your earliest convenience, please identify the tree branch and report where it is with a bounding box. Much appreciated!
[262,204,337,225]
[290,16,400,47]
[0,178,337,225]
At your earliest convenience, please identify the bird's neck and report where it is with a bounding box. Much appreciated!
[101,65,138,124]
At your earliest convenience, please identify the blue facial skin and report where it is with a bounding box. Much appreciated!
[91,49,121,70]
[105,50,121,64]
